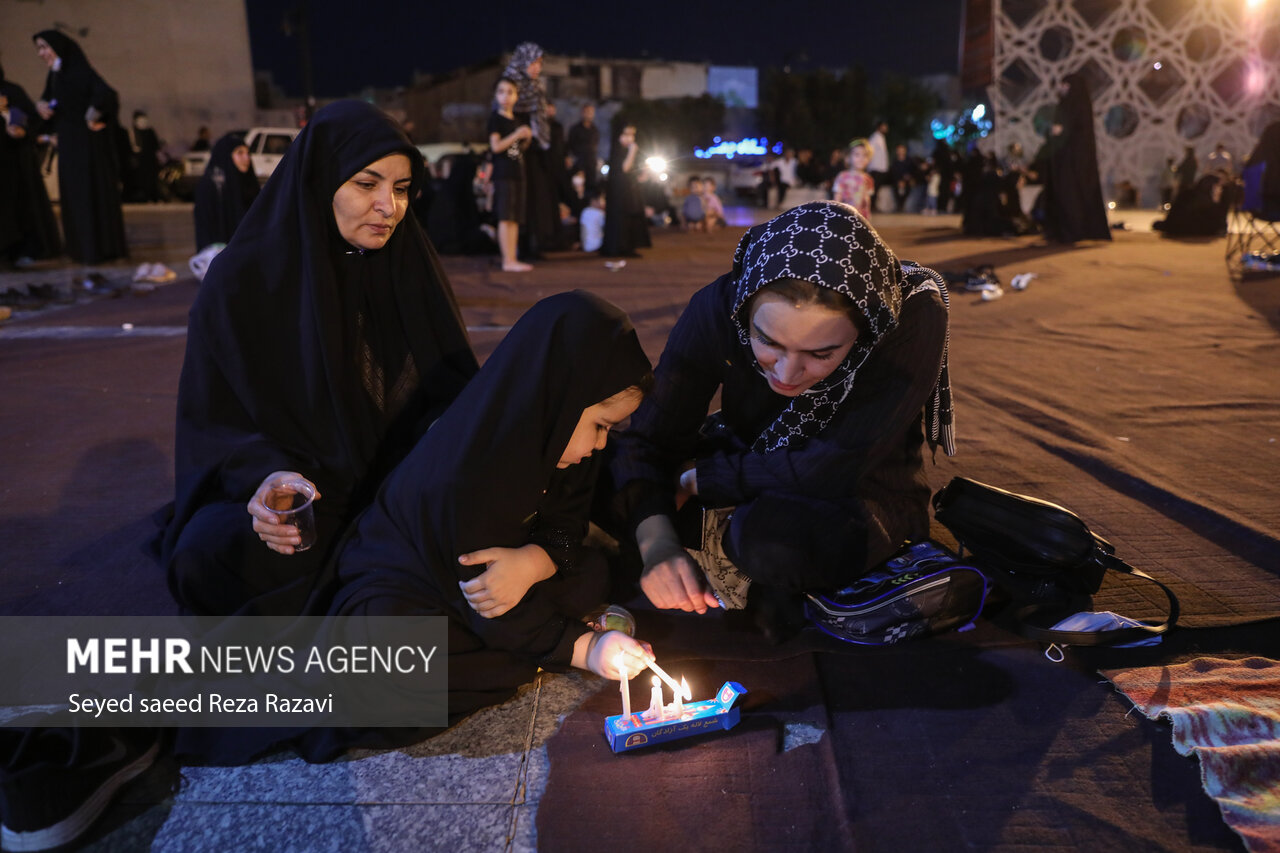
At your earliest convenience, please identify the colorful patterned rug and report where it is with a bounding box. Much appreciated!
[1104,656,1280,852]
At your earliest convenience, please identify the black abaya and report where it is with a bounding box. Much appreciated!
[193,133,260,250]
[161,100,479,618]
[424,152,495,255]
[0,63,61,261]
[32,31,127,264]
[1154,174,1230,237]
[329,291,652,700]
[1042,73,1112,243]
[601,131,648,258]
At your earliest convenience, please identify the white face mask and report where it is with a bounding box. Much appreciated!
[1043,610,1163,661]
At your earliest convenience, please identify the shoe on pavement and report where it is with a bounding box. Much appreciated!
[81,274,121,298]
[0,727,161,852]
[145,264,177,284]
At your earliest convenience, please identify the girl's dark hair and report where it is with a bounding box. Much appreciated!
[747,278,870,338]
[495,76,518,90]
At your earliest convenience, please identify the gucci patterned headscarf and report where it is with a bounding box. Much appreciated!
[729,201,955,456]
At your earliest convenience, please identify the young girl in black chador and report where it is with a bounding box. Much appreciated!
[607,201,955,636]
[328,290,655,720]
[160,100,479,618]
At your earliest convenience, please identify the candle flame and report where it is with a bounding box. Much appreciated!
[679,676,691,700]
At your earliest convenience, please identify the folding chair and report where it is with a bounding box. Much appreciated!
[1225,161,1280,279]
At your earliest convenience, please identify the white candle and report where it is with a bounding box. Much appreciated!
[648,676,664,720]
[670,676,688,719]
[645,657,690,699]
[616,653,631,718]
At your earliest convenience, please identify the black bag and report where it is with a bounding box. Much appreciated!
[805,540,988,645]
[931,477,1179,646]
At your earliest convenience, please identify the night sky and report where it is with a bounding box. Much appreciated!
[247,0,964,97]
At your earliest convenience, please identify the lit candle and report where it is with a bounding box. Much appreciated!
[670,676,688,719]
[645,657,690,700]
[616,653,631,718]
[648,676,664,720]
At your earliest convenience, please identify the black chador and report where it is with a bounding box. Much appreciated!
[193,133,261,251]
[32,30,127,264]
[0,62,61,262]
[330,291,652,717]
[160,100,478,618]
[1042,73,1112,243]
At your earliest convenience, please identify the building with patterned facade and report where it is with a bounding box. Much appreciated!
[966,0,1280,206]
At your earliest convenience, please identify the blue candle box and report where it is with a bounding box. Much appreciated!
[605,681,747,753]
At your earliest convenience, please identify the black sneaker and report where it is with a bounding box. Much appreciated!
[27,284,72,305]
[80,274,122,298]
[0,727,160,852]
[0,288,46,310]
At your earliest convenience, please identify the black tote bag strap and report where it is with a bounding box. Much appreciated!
[1015,560,1180,646]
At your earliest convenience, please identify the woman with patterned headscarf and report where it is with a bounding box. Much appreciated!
[606,201,954,637]
[502,42,561,254]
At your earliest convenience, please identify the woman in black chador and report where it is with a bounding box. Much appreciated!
[601,122,650,258]
[1041,73,1111,243]
[1153,173,1231,237]
[606,201,954,638]
[0,61,61,264]
[193,132,260,251]
[160,100,479,618]
[31,30,127,264]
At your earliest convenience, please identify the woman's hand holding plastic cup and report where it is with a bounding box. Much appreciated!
[248,471,321,555]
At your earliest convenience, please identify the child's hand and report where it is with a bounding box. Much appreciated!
[580,630,653,679]
[458,544,555,618]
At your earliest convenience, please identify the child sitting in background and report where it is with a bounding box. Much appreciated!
[832,140,875,221]
[580,189,606,253]
[682,176,706,231]
[701,176,726,230]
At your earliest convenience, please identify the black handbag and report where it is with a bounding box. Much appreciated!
[931,477,1179,646]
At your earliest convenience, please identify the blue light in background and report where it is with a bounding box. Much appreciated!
[694,137,771,159]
